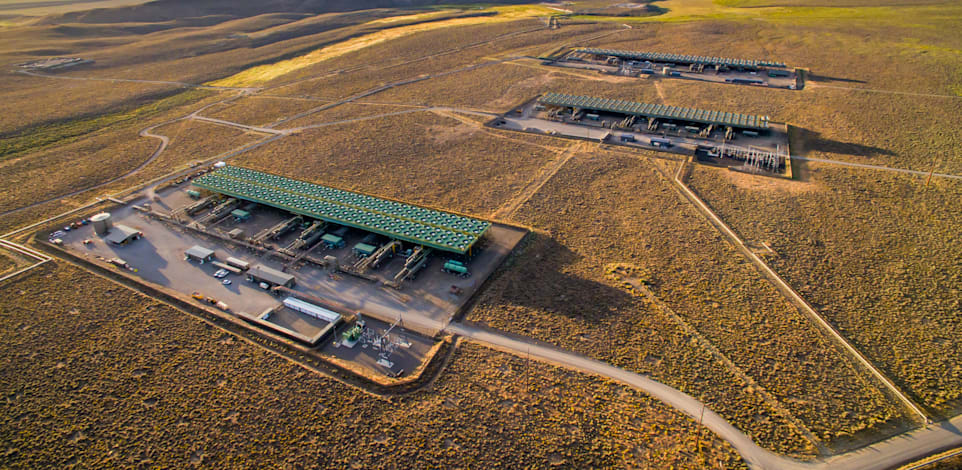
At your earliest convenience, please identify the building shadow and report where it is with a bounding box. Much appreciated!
[106,237,170,284]
[480,233,637,321]
[806,72,867,84]
[791,126,894,159]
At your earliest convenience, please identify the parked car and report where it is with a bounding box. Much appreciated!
[222,279,232,285]
[213,269,229,278]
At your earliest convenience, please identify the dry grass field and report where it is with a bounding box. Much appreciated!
[0,85,210,159]
[0,90,247,216]
[2,0,961,465]
[207,6,559,87]
[687,163,962,416]
[0,128,156,214]
[272,101,418,129]
[470,151,910,452]
[0,263,746,469]
[201,95,323,128]
[374,59,666,111]
[0,78,179,137]
[473,231,819,457]
[263,21,621,99]
[135,119,262,178]
[233,111,562,216]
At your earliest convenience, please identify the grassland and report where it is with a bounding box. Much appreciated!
[567,0,961,27]
[135,119,262,178]
[208,6,558,87]
[0,0,149,17]
[200,96,322,128]
[233,111,562,216]
[256,18,621,96]
[0,247,32,278]
[0,88,242,216]
[0,128,157,214]
[687,163,962,416]
[2,0,961,464]
[0,88,211,161]
[473,230,818,456]
[375,59,664,111]
[471,150,914,451]
[273,101,418,129]
[0,78,185,137]
[0,263,746,469]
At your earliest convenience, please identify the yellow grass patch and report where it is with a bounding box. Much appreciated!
[365,10,452,25]
[208,6,555,87]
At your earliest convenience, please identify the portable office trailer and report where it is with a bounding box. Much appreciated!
[282,297,342,323]
[225,257,250,271]
[211,261,242,274]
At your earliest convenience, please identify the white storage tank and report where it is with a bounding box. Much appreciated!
[90,212,112,236]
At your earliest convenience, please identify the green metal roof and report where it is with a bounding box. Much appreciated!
[354,242,377,255]
[322,233,343,244]
[538,92,770,130]
[574,48,786,68]
[192,166,489,254]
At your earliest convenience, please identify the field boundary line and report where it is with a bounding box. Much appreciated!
[793,156,962,181]
[16,69,260,92]
[190,115,288,135]
[663,160,929,423]
[807,82,962,100]
[899,447,962,470]
[0,239,52,284]
[0,89,256,218]
[620,275,827,454]
[490,141,581,219]
[0,260,49,283]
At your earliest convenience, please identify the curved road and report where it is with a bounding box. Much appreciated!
[17,69,260,92]
[10,25,962,469]
[447,322,962,470]
[0,121,172,217]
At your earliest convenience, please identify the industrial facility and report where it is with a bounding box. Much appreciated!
[490,92,791,175]
[46,162,525,379]
[18,57,94,71]
[240,296,344,346]
[545,47,801,89]
[191,166,489,255]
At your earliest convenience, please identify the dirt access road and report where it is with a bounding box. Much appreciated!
[447,321,962,470]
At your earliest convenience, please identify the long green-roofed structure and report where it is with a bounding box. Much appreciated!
[538,92,770,130]
[192,166,489,254]
[574,48,787,69]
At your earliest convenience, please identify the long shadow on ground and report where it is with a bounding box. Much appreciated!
[477,232,637,321]
[791,126,894,159]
